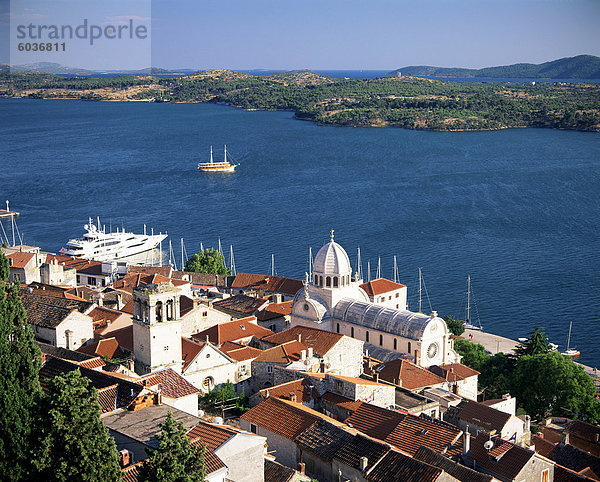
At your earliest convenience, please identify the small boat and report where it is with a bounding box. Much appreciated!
[561,321,580,357]
[198,145,238,173]
[463,275,483,331]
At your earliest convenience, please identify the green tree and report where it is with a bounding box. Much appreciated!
[34,369,121,481]
[514,327,550,357]
[479,353,516,400]
[0,281,41,480]
[0,250,8,281]
[184,248,231,275]
[443,315,465,336]
[454,338,488,372]
[138,411,206,482]
[512,351,600,422]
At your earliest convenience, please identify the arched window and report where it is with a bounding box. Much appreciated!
[319,276,323,287]
[314,274,318,284]
[340,276,344,287]
[155,301,163,322]
[394,338,397,350]
[326,276,331,287]
[166,299,174,320]
[379,334,383,346]
[408,342,412,354]
[351,327,354,338]
[333,277,338,288]
[203,376,214,391]
[365,331,369,343]
[336,323,340,333]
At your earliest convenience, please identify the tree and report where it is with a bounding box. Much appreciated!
[184,248,231,275]
[0,281,41,480]
[0,250,8,281]
[453,338,488,372]
[514,327,550,357]
[34,370,121,481]
[443,315,465,336]
[512,352,600,422]
[138,411,206,482]
[479,353,516,400]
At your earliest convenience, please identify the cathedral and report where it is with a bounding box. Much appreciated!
[291,232,460,368]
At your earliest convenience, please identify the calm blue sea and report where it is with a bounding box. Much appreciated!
[1,99,599,365]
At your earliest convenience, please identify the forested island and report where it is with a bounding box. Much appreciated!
[1,69,599,132]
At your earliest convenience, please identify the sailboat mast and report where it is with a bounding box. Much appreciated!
[393,256,398,283]
[308,247,313,280]
[271,254,275,276]
[181,238,184,271]
[376,257,381,279]
[210,145,213,164]
[224,144,227,162]
[357,247,362,281]
[418,267,422,313]
[466,275,471,323]
[567,321,573,351]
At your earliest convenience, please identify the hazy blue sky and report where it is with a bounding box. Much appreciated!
[2,0,600,69]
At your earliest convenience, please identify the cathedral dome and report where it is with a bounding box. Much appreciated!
[313,236,352,276]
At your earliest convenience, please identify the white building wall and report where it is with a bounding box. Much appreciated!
[54,312,94,350]
[181,305,231,338]
[214,433,266,482]
[238,421,297,470]
[162,394,199,417]
[133,319,182,373]
[370,286,408,311]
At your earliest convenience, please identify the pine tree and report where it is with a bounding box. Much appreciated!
[0,281,41,480]
[34,369,121,481]
[138,411,207,482]
[0,250,8,281]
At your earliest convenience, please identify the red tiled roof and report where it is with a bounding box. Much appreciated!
[186,421,235,450]
[100,325,133,352]
[256,301,293,322]
[191,316,273,345]
[532,434,557,458]
[140,368,198,399]
[366,449,442,482]
[429,363,480,381]
[121,299,134,314]
[188,439,227,475]
[261,325,343,357]
[222,345,263,362]
[181,337,206,370]
[77,357,106,369]
[259,379,319,404]
[30,288,86,301]
[458,400,512,433]
[253,340,306,364]
[360,278,406,297]
[345,402,463,457]
[128,265,173,278]
[7,251,35,268]
[212,295,269,316]
[121,462,143,482]
[88,306,124,324]
[467,432,535,480]
[320,392,363,412]
[373,358,447,390]
[241,397,323,440]
[231,273,303,296]
[77,337,124,359]
[97,384,119,413]
[566,420,600,444]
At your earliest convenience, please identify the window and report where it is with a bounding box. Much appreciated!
[396,292,399,298]
[408,342,411,354]
[101,279,106,287]
[379,334,383,346]
[314,274,318,284]
[336,380,343,392]
[388,296,391,300]
[326,276,331,287]
[269,324,276,332]
[365,331,369,342]
[203,377,214,389]
[202,311,208,317]
[267,365,273,373]
[542,469,549,482]
[336,323,340,333]
[333,277,338,287]
[394,338,397,350]
[88,276,96,285]
[351,327,354,338]
[250,423,257,434]
[240,365,247,375]
[76,275,81,283]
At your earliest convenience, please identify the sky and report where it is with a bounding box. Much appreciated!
[1,0,599,70]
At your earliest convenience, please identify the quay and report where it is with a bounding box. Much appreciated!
[463,328,600,389]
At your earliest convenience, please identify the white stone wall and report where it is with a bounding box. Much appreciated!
[133,319,182,373]
[54,311,94,350]
[162,394,198,417]
[455,376,478,401]
[239,420,297,470]
[370,286,408,311]
[183,346,238,393]
[215,433,266,482]
[322,337,364,378]
[181,305,231,338]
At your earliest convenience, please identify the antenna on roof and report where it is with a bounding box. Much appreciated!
[393,256,398,283]
[229,245,236,276]
[376,257,381,279]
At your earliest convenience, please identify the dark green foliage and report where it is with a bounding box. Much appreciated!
[2,70,599,132]
[0,250,8,281]
[443,315,465,336]
[514,327,551,357]
[184,248,231,275]
[34,369,121,481]
[199,381,249,416]
[138,411,206,482]
[479,353,516,400]
[512,352,600,422]
[454,338,487,372]
[0,282,41,480]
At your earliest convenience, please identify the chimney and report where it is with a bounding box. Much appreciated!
[116,293,123,310]
[297,462,305,475]
[374,372,379,383]
[297,334,302,343]
[265,389,270,398]
[502,393,510,400]
[289,392,297,403]
[301,350,306,361]
[463,428,471,455]
[119,449,131,467]
[97,293,104,307]
[307,347,313,358]
[359,456,368,471]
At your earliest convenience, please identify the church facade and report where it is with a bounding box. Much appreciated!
[291,233,460,368]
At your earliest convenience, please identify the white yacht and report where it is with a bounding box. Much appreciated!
[61,217,167,262]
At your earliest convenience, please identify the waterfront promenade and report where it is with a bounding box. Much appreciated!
[463,328,600,389]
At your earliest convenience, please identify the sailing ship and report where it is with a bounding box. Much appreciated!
[561,321,580,357]
[197,145,239,173]
[463,275,483,331]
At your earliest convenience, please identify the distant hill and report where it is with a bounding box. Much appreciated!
[8,62,182,76]
[389,55,600,79]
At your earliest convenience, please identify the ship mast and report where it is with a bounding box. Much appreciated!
[466,274,471,324]
[224,144,227,163]
[210,145,213,164]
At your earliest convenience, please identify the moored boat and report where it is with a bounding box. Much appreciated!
[198,145,239,172]
[561,321,580,357]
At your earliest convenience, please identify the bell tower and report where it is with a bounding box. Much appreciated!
[132,282,183,374]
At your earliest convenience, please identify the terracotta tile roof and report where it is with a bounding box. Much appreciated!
[128,265,173,278]
[88,306,124,325]
[429,363,480,381]
[212,294,269,316]
[77,337,124,359]
[231,273,303,296]
[360,278,406,297]
[97,384,119,413]
[467,432,535,480]
[188,439,227,475]
[264,459,296,482]
[256,301,293,321]
[191,316,272,345]
[554,464,597,481]
[532,434,557,458]
[35,341,95,362]
[253,340,306,363]
[261,325,343,357]
[186,420,235,450]
[40,355,143,411]
[172,271,231,287]
[567,420,600,444]
[372,358,447,390]
[111,273,188,293]
[77,357,106,369]
[366,449,443,482]
[140,368,198,399]
[121,462,143,482]
[241,396,321,440]
[29,287,86,301]
[7,251,35,268]
[221,345,263,362]
[181,337,209,370]
[21,292,94,328]
[101,325,133,351]
[458,400,511,433]
[413,445,494,482]
[121,299,134,314]
[345,403,463,457]
[259,379,319,404]
[546,443,600,478]
[320,392,363,412]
